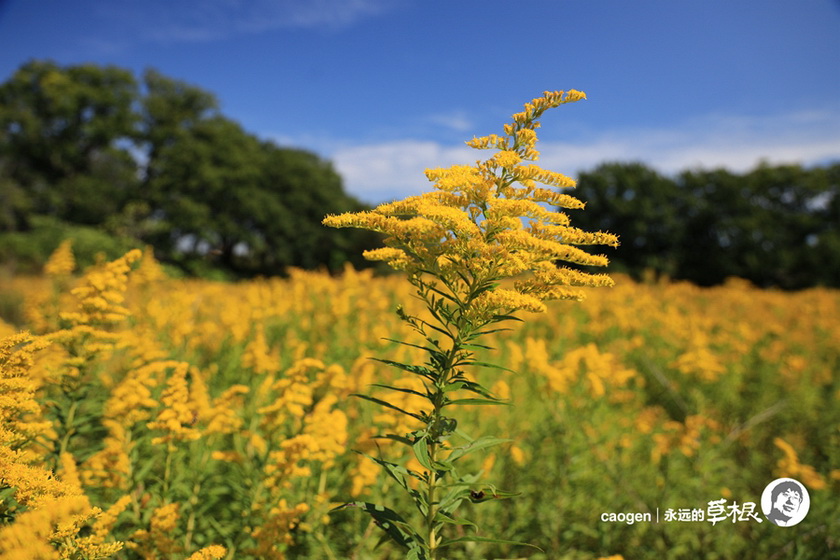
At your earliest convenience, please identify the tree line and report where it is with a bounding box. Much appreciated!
[0,60,379,277]
[1,61,838,287]
[571,161,840,289]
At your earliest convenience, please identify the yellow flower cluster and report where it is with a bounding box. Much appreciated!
[44,239,76,277]
[1,240,836,558]
[525,339,637,402]
[146,362,202,447]
[58,249,142,328]
[250,500,310,560]
[325,91,618,316]
[773,437,826,490]
[651,415,721,464]
[0,331,128,559]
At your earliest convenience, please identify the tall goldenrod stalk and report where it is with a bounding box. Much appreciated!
[324,90,618,559]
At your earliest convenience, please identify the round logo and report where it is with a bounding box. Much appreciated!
[761,478,810,527]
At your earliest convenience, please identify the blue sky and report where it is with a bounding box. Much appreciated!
[1,0,839,203]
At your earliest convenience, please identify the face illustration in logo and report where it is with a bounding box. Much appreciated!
[772,483,801,520]
[764,480,806,526]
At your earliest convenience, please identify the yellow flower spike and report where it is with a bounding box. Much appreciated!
[44,239,76,277]
[91,495,132,540]
[0,495,92,559]
[323,91,612,556]
[147,363,202,447]
[491,149,523,169]
[186,545,227,560]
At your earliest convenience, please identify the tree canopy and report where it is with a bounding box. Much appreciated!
[2,60,838,286]
[570,161,840,289]
[0,61,378,277]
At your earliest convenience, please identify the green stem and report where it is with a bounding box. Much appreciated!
[427,439,439,559]
[162,445,173,498]
[57,399,79,458]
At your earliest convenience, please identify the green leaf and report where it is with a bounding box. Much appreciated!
[433,510,478,531]
[362,453,424,490]
[372,358,438,382]
[447,397,509,406]
[469,327,512,338]
[370,383,428,399]
[454,359,514,373]
[335,502,427,553]
[422,281,460,304]
[382,337,441,355]
[416,318,455,341]
[490,313,523,323]
[442,381,466,393]
[455,379,496,398]
[448,436,510,463]
[460,341,496,350]
[437,487,470,517]
[438,535,542,552]
[351,393,423,420]
[468,486,520,503]
[371,433,415,446]
[412,437,434,471]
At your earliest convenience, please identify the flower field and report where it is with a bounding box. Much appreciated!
[1,246,838,559]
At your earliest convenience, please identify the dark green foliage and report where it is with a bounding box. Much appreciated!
[571,161,840,289]
[0,60,139,226]
[0,61,379,277]
[0,215,139,274]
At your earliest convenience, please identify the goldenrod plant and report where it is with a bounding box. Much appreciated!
[324,91,619,559]
[0,98,837,560]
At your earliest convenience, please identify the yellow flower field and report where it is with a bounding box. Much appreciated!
[1,247,837,559]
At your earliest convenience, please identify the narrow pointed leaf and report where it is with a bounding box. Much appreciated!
[372,359,438,381]
[447,397,509,406]
[370,383,428,399]
[490,314,523,323]
[448,436,511,463]
[455,360,514,373]
[351,393,423,420]
[412,437,434,471]
[371,433,415,446]
[382,337,440,355]
[334,502,426,552]
[433,510,479,531]
[361,453,424,489]
[438,535,542,552]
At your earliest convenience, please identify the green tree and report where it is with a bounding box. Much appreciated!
[0,60,139,226]
[0,61,380,276]
[676,163,839,288]
[252,142,380,274]
[137,71,377,276]
[572,162,684,278]
[571,161,840,288]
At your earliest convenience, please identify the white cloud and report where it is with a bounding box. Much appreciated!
[425,110,475,133]
[330,140,474,203]
[326,108,840,204]
[100,0,400,45]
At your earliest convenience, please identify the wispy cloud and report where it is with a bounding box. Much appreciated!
[425,110,475,133]
[322,107,840,204]
[97,0,400,47]
[330,140,473,203]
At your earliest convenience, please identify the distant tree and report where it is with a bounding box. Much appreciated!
[252,142,381,274]
[135,70,378,276]
[0,61,385,276]
[0,60,139,226]
[810,163,840,286]
[141,112,265,269]
[571,160,840,288]
[672,167,745,286]
[0,162,30,232]
[572,162,684,277]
